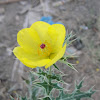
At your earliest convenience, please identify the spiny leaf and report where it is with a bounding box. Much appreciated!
[31,87,39,100]
[59,60,78,72]
[39,96,55,100]
[76,80,83,90]
[53,64,60,70]
[10,96,14,100]
[41,97,51,100]
[21,97,27,100]
[33,67,62,82]
[64,31,76,46]
[29,72,35,81]
[36,81,63,94]
[56,81,95,100]
[48,73,62,82]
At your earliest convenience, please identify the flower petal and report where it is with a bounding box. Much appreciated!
[13,47,51,68]
[45,44,66,69]
[47,24,66,53]
[17,28,41,54]
[30,21,50,42]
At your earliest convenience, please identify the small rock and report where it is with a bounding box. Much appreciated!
[66,47,77,54]
[0,8,5,14]
[0,15,4,23]
[66,46,82,56]
[6,48,12,56]
[0,87,6,98]
[80,25,88,30]
[52,0,71,7]
[19,1,28,6]
[23,10,41,27]
[15,15,20,21]
[73,38,84,50]
[18,4,30,15]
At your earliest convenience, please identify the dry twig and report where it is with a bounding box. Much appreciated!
[0,0,26,5]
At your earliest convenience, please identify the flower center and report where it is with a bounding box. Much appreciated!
[40,44,46,49]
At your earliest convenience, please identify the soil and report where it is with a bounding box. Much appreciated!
[0,0,100,100]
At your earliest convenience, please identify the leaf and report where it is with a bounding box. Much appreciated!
[36,81,63,94]
[29,72,35,81]
[76,80,83,90]
[56,80,95,100]
[10,96,14,100]
[64,31,76,46]
[33,67,62,82]
[48,73,62,82]
[31,87,39,100]
[42,97,51,100]
[39,96,55,100]
[59,60,78,72]
[25,80,30,84]
[53,64,60,70]
[21,97,27,100]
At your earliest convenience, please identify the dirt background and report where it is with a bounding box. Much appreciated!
[0,0,100,100]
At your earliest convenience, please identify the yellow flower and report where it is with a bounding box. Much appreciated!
[96,68,99,72]
[76,60,79,64]
[13,21,66,69]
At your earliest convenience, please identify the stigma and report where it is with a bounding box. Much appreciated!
[40,44,46,49]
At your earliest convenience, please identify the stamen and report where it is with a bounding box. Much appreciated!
[40,44,46,49]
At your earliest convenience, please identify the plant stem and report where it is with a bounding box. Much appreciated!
[47,66,52,95]
[49,66,52,76]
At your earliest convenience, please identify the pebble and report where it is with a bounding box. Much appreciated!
[6,48,12,56]
[66,47,77,54]
[15,15,20,21]
[19,1,27,6]
[0,8,5,14]
[73,38,84,50]
[0,15,4,23]
[66,46,82,56]
[80,25,88,30]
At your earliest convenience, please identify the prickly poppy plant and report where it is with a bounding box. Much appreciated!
[11,21,95,100]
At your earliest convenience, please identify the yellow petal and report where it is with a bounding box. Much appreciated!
[30,21,50,42]
[17,28,41,54]
[13,47,51,68]
[45,44,66,69]
[47,24,66,53]
[22,58,51,68]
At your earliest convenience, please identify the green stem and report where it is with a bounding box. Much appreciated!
[47,66,52,95]
[49,66,52,77]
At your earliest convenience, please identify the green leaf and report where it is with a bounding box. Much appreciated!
[76,80,83,90]
[10,95,28,100]
[29,72,35,81]
[33,67,62,82]
[10,96,14,100]
[31,87,39,100]
[49,73,62,82]
[21,97,27,100]
[36,81,63,94]
[59,60,78,72]
[42,97,51,100]
[39,96,55,100]
[56,81,95,100]
[64,31,76,46]
[25,80,30,84]
[53,64,60,70]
